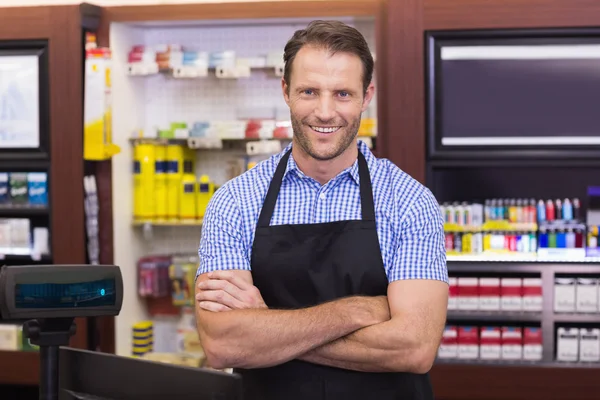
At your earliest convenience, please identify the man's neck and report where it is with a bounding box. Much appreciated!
[292,140,358,185]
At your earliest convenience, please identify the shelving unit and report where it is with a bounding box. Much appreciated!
[0,4,104,394]
[103,0,383,358]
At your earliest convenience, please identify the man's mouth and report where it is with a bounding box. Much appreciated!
[310,126,341,134]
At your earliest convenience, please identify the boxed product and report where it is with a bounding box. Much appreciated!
[458,277,479,310]
[501,326,523,360]
[523,327,543,361]
[479,278,500,311]
[556,327,579,362]
[522,278,543,312]
[438,326,458,359]
[479,326,501,360]
[458,326,479,359]
[576,278,598,312]
[9,173,28,205]
[501,278,523,311]
[579,328,600,362]
[27,173,48,207]
[554,278,576,312]
[0,173,8,204]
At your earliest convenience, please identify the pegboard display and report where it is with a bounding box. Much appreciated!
[139,17,377,134]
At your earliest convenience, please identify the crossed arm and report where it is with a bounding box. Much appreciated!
[195,185,448,373]
[195,270,448,373]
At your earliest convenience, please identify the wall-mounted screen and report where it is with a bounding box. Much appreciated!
[0,40,49,160]
[0,54,40,148]
[426,29,600,159]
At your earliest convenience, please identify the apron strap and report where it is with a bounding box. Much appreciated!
[257,149,292,228]
[357,150,376,222]
[257,147,376,228]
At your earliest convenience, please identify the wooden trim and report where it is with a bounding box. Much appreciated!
[104,0,379,22]
[0,351,39,386]
[431,363,600,400]
[377,0,425,182]
[425,0,600,30]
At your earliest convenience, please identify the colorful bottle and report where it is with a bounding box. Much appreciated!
[133,143,156,222]
[196,174,215,219]
[166,145,184,220]
[154,144,168,221]
[179,159,197,221]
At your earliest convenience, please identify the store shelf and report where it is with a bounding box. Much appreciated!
[132,220,203,227]
[553,313,600,323]
[447,261,544,273]
[447,310,542,322]
[447,254,600,263]
[0,205,49,217]
[0,350,39,385]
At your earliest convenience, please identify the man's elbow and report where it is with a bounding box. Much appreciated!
[202,337,235,370]
[408,346,436,374]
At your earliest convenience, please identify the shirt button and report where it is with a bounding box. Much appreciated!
[319,193,326,200]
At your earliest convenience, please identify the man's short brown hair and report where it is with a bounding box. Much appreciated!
[283,20,374,95]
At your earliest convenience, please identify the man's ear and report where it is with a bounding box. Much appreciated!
[361,82,376,112]
[282,78,291,106]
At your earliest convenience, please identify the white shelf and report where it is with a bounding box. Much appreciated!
[447,254,600,263]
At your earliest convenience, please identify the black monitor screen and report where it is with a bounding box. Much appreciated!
[15,279,116,308]
[436,42,600,147]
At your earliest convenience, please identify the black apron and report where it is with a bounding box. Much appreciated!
[236,148,434,400]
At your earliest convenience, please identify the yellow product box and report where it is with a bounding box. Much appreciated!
[84,47,120,160]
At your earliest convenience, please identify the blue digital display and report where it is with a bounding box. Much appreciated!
[15,279,116,308]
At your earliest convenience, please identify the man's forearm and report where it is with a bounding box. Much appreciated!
[197,296,387,370]
[299,319,427,373]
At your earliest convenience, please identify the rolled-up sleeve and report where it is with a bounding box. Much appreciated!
[196,184,251,278]
[389,188,448,283]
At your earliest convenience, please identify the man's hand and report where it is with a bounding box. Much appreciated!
[196,271,391,326]
[196,271,268,312]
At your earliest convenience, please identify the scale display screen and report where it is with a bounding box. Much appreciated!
[14,279,116,308]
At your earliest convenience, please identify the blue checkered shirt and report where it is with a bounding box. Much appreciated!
[197,140,448,284]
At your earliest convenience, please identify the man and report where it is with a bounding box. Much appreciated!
[195,20,448,400]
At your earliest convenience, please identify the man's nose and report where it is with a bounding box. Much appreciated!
[314,96,336,122]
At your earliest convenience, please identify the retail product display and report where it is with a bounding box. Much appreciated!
[0,218,49,257]
[448,275,543,312]
[131,321,153,357]
[137,255,196,308]
[554,276,600,313]
[132,142,215,223]
[83,33,120,161]
[441,197,592,260]
[0,172,48,208]
[438,325,543,362]
[556,327,600,362]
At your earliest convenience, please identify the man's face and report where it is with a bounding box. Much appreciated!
[282,45,375,161]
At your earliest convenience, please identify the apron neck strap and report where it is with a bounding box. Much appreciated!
[257,147,376,228]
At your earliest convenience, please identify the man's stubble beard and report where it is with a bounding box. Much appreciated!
[290,114,361,161]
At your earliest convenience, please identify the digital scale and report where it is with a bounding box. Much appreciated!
[0,264,123,400]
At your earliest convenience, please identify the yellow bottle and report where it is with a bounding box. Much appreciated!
[166,145,184,221]
[179,159,197,221]
[133,143,156,222]
[197,175,215,219]
[154,144,168,222]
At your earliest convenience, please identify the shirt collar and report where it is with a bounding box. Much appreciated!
[277,140,377,185]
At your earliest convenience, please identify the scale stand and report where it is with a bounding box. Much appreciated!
[23,318,77,400]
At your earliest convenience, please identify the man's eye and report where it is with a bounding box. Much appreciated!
[303,89,314,95]
[339,91,349,97]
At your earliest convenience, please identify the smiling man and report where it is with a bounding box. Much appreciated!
[194,20,449,400]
